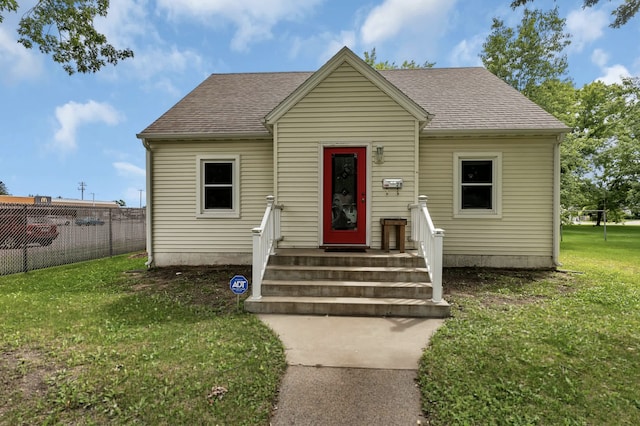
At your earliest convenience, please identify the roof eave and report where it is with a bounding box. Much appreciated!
[136,132,273,141]
[421,127,570,138]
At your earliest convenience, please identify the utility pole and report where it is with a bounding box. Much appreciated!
[139,189,144,208]
[78,181,87,200]
[91,192,95,206]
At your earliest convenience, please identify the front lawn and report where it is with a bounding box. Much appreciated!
[418,225,640,425]
[0,256,285,425]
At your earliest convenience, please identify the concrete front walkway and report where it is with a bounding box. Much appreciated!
[258,315,444,425]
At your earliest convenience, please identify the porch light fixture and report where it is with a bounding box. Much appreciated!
[375,145,384,164]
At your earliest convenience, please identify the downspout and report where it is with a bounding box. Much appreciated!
[553,134,564,267]
[141,138,154,268]
[413,121,420,250]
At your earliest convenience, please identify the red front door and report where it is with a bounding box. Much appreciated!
[323,147,367,245]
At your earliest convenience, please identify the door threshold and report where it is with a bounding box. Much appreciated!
[321,245,369,252]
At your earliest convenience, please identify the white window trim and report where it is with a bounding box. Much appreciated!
[453,152,502,219]
[196,155,240,219]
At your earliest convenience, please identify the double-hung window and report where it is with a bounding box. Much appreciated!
[454,153,501,218]
[197,155,240,218]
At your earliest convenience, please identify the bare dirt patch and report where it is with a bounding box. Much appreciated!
[124,263,577,312]
[0,349,55,417]
[124,265,253,313]
[443,268,577,308]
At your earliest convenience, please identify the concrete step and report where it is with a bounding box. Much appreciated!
[263,265,429,282]
[249,249,448,318]
[244,296,450,318]
[262,279,433,299]
[269,252,426,268]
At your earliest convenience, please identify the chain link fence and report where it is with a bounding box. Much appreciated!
[1,203,146,276]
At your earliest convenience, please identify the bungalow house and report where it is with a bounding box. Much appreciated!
[137,47,568,317]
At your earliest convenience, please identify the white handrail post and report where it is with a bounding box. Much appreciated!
[265,195,276,255]
[251,227,262,300]
[274,204,282,244]
[432,229,445,303]
[266,195,275,210]
[418,195,428,257]
[251,195,283,301]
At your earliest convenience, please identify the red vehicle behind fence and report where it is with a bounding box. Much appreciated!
[0,214,59,249]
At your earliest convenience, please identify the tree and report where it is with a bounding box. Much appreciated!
[511,0,639,28]
[0,181,8,195]
[481,6,640,224]
[0,0,133,74]
[480,7,571,104]
[114,199,126,207]
[363,48,435,70]
[563,79,640,223]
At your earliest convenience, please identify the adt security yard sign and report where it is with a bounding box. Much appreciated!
[229,275,249,295]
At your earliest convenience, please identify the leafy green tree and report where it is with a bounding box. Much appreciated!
[480,8,639,223]
[114,199,126,206]
[0,181,8,195]
[480,7,571,104]
[511,0,639,28]
[565,79,640,223]
[363,48,435,70]
[0,0,133,74]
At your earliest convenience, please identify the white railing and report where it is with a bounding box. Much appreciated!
[409,195,445,303]
[251,195,282,300]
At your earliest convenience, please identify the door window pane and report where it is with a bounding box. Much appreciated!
[331,154,357,230]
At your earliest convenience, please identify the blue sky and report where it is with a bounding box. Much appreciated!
[1,0,638,206]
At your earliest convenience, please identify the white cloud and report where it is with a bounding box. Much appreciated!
[291,30,357,65]
[596,64,631,85]
[53,101,123,151]
[449,35,485,67]
[128,46,205,81]
[150,78,182,98]
[0,27,43,83]
[357,0,457,66]
[566,7,608,52]
[156,0,323,51]
[114,162,146,178]
[95,0,152,49]
[96,42,207,94]
[320,31,357,63]
[360,0,456,45]
[590,48,632,84]
[591,48,609,68]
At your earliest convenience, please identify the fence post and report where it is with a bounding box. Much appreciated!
[108,209,113,256]
[22,205,28,273]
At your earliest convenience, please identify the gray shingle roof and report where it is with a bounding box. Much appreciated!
[138,67,568,138]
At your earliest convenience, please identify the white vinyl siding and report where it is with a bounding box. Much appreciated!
[275,61,418,248]
[419,137,555,259]
[149,140,273,261]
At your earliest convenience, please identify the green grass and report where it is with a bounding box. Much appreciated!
[0,256,286,425]
[418,225,640,425]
